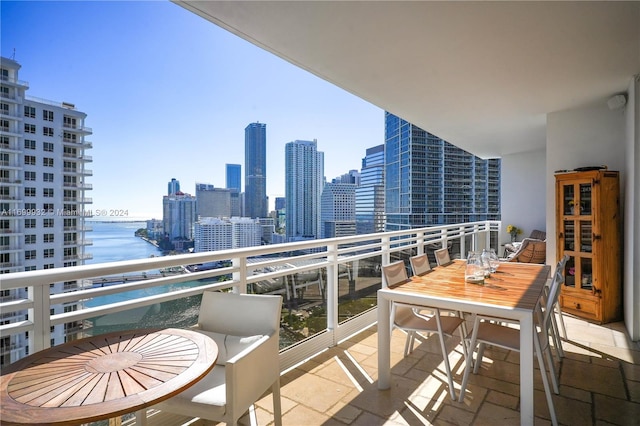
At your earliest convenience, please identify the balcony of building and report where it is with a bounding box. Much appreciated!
[1,221,639,425]
[0,74,29,90]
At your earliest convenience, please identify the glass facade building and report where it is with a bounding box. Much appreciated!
[244,122,267,219]
[355,144,385,234]
[385,112,501,230]
[225,163,241,192]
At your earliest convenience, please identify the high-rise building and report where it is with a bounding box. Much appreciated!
[225,163,241,192]
[194,217,262,252]
[332,170,360,185]
[274,196,286,231]
[168,178,180,195]
[384,112,501,230]
[355,144,385,234]
[0,56,93,364]
[321,182,356,238]
[162,190,197,249]
[285,139,324,241]
[225,164,242,217]
[244,122,267,218]
[195,183,231,218]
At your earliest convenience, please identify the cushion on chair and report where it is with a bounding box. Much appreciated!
[509,238,546,264]
[195,330,264,365]
[158,366,227,418]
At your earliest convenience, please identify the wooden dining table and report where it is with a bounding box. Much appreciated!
[0,327,218,426]
[377,259,550,426]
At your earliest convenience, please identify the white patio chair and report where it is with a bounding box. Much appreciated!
[409,253,431,276]
[155,291,283,426]
[382,260,465,400]
[458,267,566,425]
[434,247,451,266]
[546,254,570,359]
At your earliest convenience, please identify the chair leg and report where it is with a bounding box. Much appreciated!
[549,311,565,359]
[544,345,560,394]
[473,343,486,374]
[555,304,568,340]
[272,380,282,426]
[403,331,414,357]
[434,314,457,400]
[458,317,481,402]
[535,335,558,426]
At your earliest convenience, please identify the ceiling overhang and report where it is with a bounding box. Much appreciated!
[173,1,640,158]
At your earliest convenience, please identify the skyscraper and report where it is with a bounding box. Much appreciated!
[225,163,241,192]
[225,164,242,217]
[162,190,197,250]
[285,140,324,241]
[244,122,267,219]
[168,178,180,195]
[355,144,385,234]
[384,112,501,230]
[1,56,93,363]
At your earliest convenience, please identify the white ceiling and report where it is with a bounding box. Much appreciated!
[175,1,640,158]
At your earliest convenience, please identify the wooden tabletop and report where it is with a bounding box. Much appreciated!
[389,259,550,312]
[0,328,218,426]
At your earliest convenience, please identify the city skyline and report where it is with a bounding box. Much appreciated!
[0,1,383,219]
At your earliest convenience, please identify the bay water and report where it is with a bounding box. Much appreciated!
[84,221,203,331]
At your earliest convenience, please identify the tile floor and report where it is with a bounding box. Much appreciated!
[132,314,640,426]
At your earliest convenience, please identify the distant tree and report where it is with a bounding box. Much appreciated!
[135,228,148,238]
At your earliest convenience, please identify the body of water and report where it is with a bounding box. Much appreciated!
[87,221,160,264]
[85,220,196,305]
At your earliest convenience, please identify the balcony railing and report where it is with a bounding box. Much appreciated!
[0,220,501,370]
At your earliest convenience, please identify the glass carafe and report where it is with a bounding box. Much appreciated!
[482,248,500,274]
[465,251,485,284]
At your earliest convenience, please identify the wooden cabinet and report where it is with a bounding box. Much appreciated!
[555,170,621,323]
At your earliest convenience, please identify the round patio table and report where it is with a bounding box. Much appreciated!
[0,328,218,426]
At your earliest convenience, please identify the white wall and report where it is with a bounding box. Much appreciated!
[500,149,547,246]
[547,95,633,336]
[624,76,639,340]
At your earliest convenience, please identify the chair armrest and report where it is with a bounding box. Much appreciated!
[225,333,280,417]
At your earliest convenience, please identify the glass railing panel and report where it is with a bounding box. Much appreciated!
[337,256,382,325]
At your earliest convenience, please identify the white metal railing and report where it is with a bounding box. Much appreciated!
[0,220,501,371]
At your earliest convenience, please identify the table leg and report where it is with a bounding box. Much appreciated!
[377,294,391,389]
[135,409,148,425]
[520,314,534,425]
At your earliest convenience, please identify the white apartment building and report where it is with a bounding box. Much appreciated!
[194,217,262,252]
[1,57,93,365]
[321,182,356,238]
[285,139,324,241]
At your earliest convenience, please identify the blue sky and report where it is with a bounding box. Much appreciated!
[1,0,383,219]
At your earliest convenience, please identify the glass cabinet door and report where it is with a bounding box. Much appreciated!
[579,183,592,215]
[560,179,595,293]
[579,221,592,253]
[563,220,575,251]
[563,184,575,215]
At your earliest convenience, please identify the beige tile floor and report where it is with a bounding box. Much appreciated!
[131,314,640,426]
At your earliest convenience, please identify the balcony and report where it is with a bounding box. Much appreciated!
[62,122,93,134]
[1,221,638,424]
[0,75,29,89]
[125,317,637,426]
